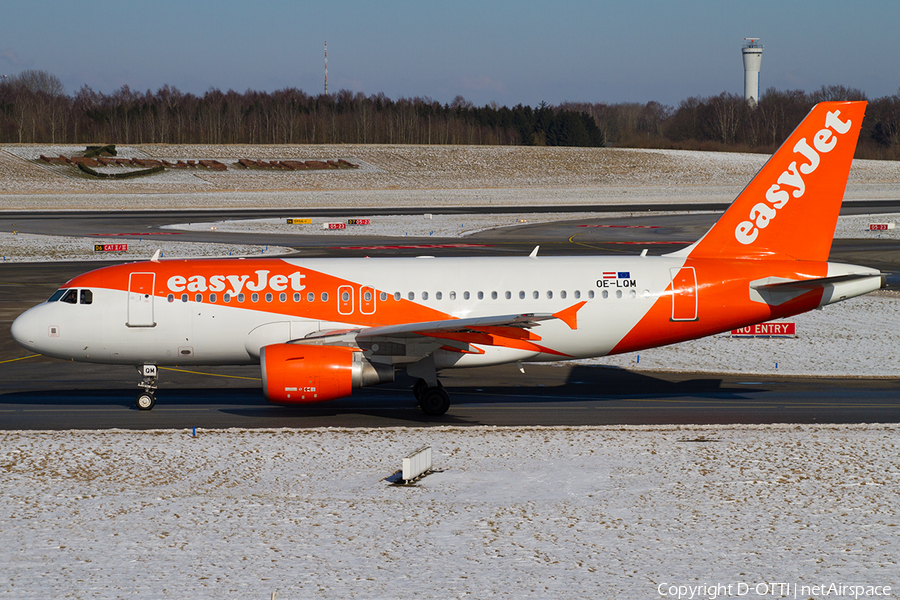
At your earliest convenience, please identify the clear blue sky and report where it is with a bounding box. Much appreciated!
[2,0,897,107]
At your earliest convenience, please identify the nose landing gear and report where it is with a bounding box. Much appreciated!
[136,364,158,410]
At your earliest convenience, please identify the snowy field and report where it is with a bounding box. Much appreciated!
[1,426,897,598]
[0,231,292,263]
[2,143,899,210]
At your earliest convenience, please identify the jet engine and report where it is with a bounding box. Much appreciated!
[260,343,394,404]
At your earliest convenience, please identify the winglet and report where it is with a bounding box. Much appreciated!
[529,245,539,258]
[150,249,161,262]
[553,301,587,330]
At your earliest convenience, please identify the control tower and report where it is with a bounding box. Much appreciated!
[742,38,763,105]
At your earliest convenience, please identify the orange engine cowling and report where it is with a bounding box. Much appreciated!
[260,343,394,404]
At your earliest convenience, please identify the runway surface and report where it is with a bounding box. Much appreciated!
[2,203,899,429]
[2,358,899,429]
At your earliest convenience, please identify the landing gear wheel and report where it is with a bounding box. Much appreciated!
[419,386,450,416]
[136,392,156,411]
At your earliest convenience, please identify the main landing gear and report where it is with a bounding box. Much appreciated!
[135,364,158,410]
[413,378,450,416]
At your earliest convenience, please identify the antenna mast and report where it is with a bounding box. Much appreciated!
[324,40,328,96]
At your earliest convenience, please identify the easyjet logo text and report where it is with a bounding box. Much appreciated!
[167,270,306,295]
[735,109,852,245]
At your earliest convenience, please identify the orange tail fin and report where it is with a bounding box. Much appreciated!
[679,101,867,261]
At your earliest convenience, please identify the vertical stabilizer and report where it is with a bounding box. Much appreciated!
[680,101,866,262]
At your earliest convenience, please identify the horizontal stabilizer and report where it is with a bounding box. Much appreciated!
[750,272,883,292]
[750,271,882,307]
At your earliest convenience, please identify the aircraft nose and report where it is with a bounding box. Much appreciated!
[11,307,41,352]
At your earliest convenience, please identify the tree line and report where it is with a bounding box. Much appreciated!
[1,70,898,159]
[0,71,603,147]
[562,85,900,159]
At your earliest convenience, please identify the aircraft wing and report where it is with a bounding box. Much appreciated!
[301,312,555,342]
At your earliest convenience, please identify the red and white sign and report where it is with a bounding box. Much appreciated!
[323,222,347,230]
[347,219,371,226]
[869,223,895,231]
[731,322,796,337]
[94,243,128,252]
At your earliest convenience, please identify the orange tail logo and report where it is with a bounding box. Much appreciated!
[683,101,867,262]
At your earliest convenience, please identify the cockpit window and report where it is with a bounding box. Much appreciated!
[51,288,92,304]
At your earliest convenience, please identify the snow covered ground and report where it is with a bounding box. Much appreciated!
[1,425,897,598]
[2,143,899,209]
[0,231,292,263]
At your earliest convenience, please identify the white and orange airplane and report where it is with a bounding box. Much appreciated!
[11,101,882,415]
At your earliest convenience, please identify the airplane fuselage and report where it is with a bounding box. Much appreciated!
[12,254,880,368]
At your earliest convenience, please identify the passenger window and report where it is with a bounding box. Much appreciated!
[342,291,350,302]
[505,291,511,299]
[519,291,525,300]
[588,290,595,299]
[195,293,202,303]
[435,291,442,300]
[251,293,259,302]
[210,293,217,303]
[321,292,328,302]
[546,291,553,299]
[167,294,175,303]
[408,292,415,300]
[560,290,567,299]
[279,293,286,302]
[293,292,300,302]
[422,291,429,300]
[266,293,274,302]
[223,293,231,302]
[61,289,78,304]
[48,289,66,302]
[307,292,315,302]
[532,291,539,299]
[80,289,93,305]
[491,291,497,300]
[464,291,470,300]
[477,291,484,300]
[380,292,387,301]
[450,291,457,300]
[363,291,372,302]
[181,294,189,303]
[601,290,608,299]
[394,292,401,301]
[237,293,245,302]
[574,290,581,299]
[616,290,622,299]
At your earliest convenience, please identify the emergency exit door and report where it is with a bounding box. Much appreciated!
[669,267,698,321]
